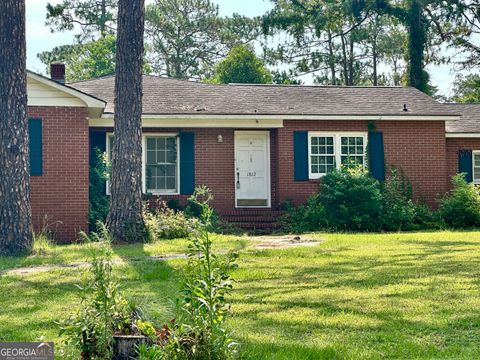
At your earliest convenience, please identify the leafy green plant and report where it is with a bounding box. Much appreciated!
[144,201,197,240]
[137,342,164,360]
[136,320,157,342]
[163,186,238,359]
[440,173,480,229]
[59,223,130,359]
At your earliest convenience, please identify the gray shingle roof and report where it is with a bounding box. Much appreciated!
[444,104,480,133]
[70,75,455,117]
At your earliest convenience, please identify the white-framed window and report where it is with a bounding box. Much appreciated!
[106,133,180,195]
[143,134,179,194]
[473,151,480,185]
[308,132,367,179]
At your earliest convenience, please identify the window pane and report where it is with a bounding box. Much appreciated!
[474,153,480,184]
[147,138,156,150]
[339,136,365,169]
[146,150,156,165]
[145,136,178,192]
[157,137,165,149]
[310,136,335,176]
[475,156,480,167]
[475,168,480,183]
[166,177,176,189]
[158,150,166,163]
[166,148,177,163]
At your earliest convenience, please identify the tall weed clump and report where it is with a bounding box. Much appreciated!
[59,224,130,359]
[162,186,238,359]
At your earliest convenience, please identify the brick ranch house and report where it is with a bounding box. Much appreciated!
[25,64,480,242]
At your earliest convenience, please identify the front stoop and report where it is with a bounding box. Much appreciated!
[220,210,284,231]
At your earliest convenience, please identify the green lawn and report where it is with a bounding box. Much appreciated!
[1,232,480,359]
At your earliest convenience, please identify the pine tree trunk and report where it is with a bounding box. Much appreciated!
[372,40,378,86]
[327,30,336,85]
[0,0,34,255]
[340,34,349,85]
[407,0,427,92]
[348,37,355,86]
[106,0,146,243]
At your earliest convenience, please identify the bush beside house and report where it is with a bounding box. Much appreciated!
[281,168,479,233]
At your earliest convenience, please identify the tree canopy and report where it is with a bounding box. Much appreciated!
[145,0,259,80]
[450,74,480,103]
[38,36,116,81]
[208,44,272,84]
[38,0,480,94]
[46,0,117,41]
[262,0,480,92]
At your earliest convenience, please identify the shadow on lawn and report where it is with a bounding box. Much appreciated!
[239,339,349,360]
[111,243,181,323]
[228,240,480,359]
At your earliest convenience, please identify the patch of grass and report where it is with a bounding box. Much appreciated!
[1,231,480,359]
[0,233,249,272]
[230,231,480,359]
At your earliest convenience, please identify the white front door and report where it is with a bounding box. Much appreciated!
[235,131,270,208]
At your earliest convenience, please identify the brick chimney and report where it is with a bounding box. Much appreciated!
[50,62,65,83]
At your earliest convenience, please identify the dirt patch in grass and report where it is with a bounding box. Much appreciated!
[251,235,323,249]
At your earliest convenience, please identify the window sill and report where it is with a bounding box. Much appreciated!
[145,192,180,196]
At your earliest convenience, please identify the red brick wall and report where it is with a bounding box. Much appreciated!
[277,120,447,207]
[446,138,480,188]
[29,106,89,243]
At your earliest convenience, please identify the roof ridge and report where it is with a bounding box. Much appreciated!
[228,83,406,89]
[68,73,115,84]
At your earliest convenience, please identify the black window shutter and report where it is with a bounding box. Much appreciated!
[28,118,43,176]
[459,149,473,183]
[368,131,385,181]
[179,132,195,195]
[89,130,107,166]
[293,131,309,181]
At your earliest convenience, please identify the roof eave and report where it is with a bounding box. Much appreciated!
[101,113,460,121]
[27,70,107,109]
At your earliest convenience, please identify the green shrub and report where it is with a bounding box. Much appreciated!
[380,167,416,231]
[163,186,238,359]
[281,166,442,233]
[380,168,441,231]
[440,173,480,229]
[145,202,197,240]
[316,167,383,231]
[279,197,327,233]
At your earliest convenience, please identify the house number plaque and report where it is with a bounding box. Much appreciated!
[247,172,256,177]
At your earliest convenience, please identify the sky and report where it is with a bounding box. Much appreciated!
[25,0,469,97]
